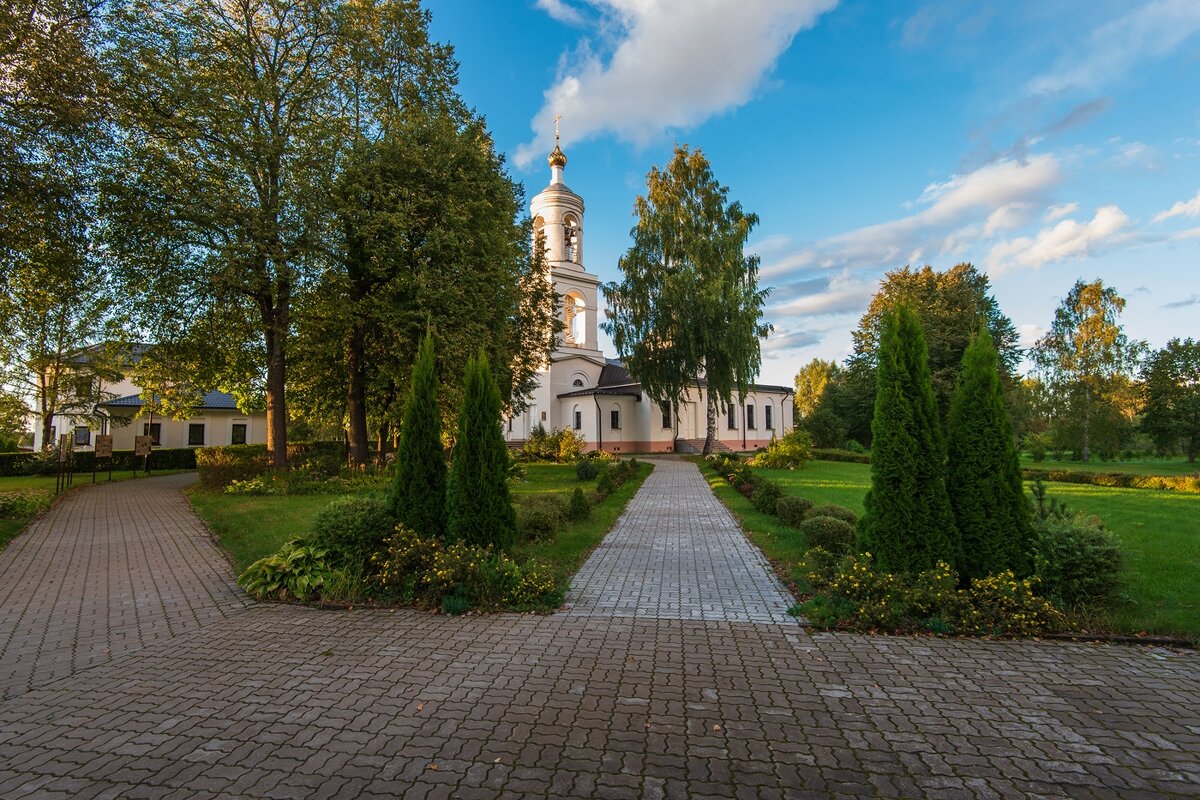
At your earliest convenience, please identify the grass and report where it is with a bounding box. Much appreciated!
[186,461,654,592]
[705,457,1200,640]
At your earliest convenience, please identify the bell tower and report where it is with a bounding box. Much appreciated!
[530,123,603,358]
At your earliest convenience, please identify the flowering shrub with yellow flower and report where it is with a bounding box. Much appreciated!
[370,525,560,611]
[792,548,1066,637]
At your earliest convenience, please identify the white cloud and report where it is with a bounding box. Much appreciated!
[516,0,838,166]
[1017,323,1046,349]
[985,205,1131,274]
[1029,0,1200,94]
[770,272,876,318]
[1172,226,1200,240]
[1153,190,1200,223]
[1108,141,1161,170]
[536,0,586,26]
[1044,202,1078,222]
[984,203,1034,236]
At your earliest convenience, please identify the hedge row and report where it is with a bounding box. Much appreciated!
[811,448,871,464]
[1021,468,1200,494]
[0,448,199,477]
[195,441,345,489]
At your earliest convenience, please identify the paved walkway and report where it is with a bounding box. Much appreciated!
[563,459,796,624]
[0,473,248,699]
[0,470,1198,798]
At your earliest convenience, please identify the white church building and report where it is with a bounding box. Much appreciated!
[504,138,793,454]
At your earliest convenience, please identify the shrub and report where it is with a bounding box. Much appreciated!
[799,515,855,554]
[596,470,615,499]
[1031,512,1123,608]
[311,497,395,571]
[521,425,587,463]
[238,539,332,601]
[1025,432,1051,462]
[844,439,865,454]
[806,504,858,527]
[446,350,517,550]
[811,448,870,464]
[370,527,558,610]
[196,445,269,489]
[390,327,447,538]
[1022,469,1200,494]
[791,552,1066,636]
[575,459,599,481]
[0,490,51,518]
[775,495,813,528]
[748,429,813,469]
[516,495,567,541]
[568,487,591,521]
[750,478,782,515]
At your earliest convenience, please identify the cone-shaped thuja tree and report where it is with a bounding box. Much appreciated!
[445,350,517,550]
[389,326,446,537]
[857,305,960,574]
[946,327,1033,579]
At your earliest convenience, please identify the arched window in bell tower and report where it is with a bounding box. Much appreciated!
[563,214,580,263]
[532,215,547,255]
[563,291,586,347]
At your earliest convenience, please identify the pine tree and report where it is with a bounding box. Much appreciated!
[857,306,959,574]
[389,326,446,537]
[445,350,517,550]
[946,328,1033,579]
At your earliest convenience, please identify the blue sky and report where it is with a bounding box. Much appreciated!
[427,0,1200,385]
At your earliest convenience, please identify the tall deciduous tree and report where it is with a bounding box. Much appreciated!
[1031,278,1144,463]
[603,145,770,454]
[389,326,446,536]
[794,359,839,422]
[103,0,346,469]
[946,328,1032,580]
[857,306,959,575]
[1142,338,1200,463]
[445,350,516,550]
[843,264,1019,445]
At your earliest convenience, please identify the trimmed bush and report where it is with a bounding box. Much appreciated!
[445,351,518,550]
[516,495,567,541]
[568,487,591,521]
[811,448,871,464]
[800,515,855,555]
[775,495,813,528]
[196,445,269,489]
[751,478,783,515]
[1021,468,1200,494]
[521,425,587,463]
[575,459,599,481]
[857,305,959,575]
[748,429,813,469]
[1032,513,1123,608]
[311,497,395,571]
[389,328,447,538]
[806,504,858,527]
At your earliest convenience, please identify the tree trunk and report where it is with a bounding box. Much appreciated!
[377,420,390,462]
[345,323,370,467]
[1081,384,1091,463]
[263,307,289,471]
[703,385,718,455]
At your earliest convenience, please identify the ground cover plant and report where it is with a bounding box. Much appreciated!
[701,457,1200,640]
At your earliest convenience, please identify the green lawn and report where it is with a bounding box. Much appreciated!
[707,458,1200,640]
[1018,455,1199,476]
[187,462,653,590]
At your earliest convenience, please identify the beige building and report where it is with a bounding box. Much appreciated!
[504,137,793,454]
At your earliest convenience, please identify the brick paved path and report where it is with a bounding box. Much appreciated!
[563,459,796,624]
[1,471,1199,798]
[0,473,248,700]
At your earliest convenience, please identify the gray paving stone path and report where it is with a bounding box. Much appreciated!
[0,468,1198,799]
[0,473,249,700]
[562,459,796,624]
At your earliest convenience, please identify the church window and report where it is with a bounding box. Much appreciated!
[573,407,582,430]
[611,408,620,430]
[532,216,547,254]
[727,408,737,430]
[765,404,774,430]
[572,378,584,387]
[564,214,580,262]
[746,404,756,430]
[661,407,671,429]
[74,426,91,446]
[564,292,586,346]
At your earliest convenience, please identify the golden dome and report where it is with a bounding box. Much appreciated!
[548,142,567,168]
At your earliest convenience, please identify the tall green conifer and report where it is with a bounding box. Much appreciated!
[946,328,1033,579]
[445,350,517,550]
[389,326,446,537]
[857,306,959,574]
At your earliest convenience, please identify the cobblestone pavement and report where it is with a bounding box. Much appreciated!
[1,472,1199,798]
[0,473,249,700]
[562,459,796,624]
